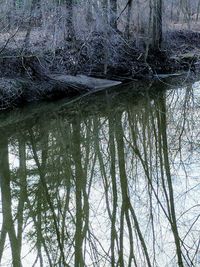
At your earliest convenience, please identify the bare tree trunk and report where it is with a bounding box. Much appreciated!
[102,0,109,25]
[196,0,200,21]
[110,0,117,29]
[86,0,94,26]
[24,0,41,49]
[64,0,75,42]
[170,0,174,21]
[8,0,16,30]
[125,0,133,38]
[152,0,162,50]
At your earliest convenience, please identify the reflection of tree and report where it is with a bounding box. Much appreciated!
[0,134,21,267]
[157,93,183,267]
[72,118,89,267]
[0,87,199,266]
[115,111,152,267]
[125,92,185,266]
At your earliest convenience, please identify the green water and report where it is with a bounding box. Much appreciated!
[0,80,200,267]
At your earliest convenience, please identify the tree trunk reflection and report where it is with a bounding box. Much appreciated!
[0,87,199,266]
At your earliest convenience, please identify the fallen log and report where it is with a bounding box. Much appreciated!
[48,74,122,90]
[0,75,122,110]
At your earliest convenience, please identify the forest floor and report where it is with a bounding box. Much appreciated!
[0,28,200,110]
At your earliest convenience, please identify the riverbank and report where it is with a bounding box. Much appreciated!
[1,29,200,77]
[0,29,200,110]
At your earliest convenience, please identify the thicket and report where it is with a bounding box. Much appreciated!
[0,0,200,78]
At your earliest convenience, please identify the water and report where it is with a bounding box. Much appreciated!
[0,80,200,267]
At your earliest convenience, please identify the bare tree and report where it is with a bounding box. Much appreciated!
[152,0,163,49]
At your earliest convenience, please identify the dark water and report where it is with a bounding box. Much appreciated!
[0,80,200,267]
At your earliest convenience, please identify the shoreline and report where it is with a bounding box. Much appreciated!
[0,29,200,111]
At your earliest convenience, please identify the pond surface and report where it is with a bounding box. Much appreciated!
[0,80,200,267]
